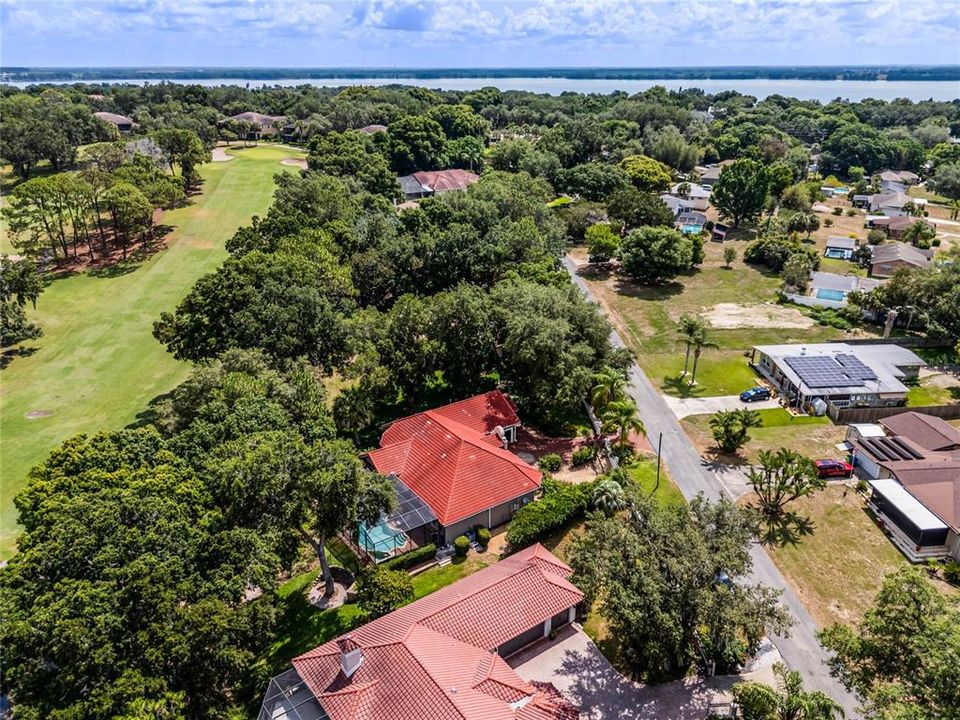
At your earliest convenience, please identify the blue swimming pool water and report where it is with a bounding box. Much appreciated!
[816,288,847,301]
[680,224,703,234]
[824,248,848,259]
[361,522,408,551]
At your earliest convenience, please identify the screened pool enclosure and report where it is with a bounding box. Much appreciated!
[358,476,437,562]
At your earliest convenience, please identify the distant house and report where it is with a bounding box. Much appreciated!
[803,271,881,307]
[750,342,923,412]
[667,182,711,211]
[868,242,933,277]
[359,123,388,134]
[867,216,935,240]
[363,391,540,557]
[696,164,724,187]
[846,412,960,561]
[397,169,480,200]
[824,236,858,260]
[94,111,136,132]
[852,194,871,209]
[868,190,913,216]
[711,223,730,242]
[258,543,583,720]
[878,169,920,186]
[223,111,287,140]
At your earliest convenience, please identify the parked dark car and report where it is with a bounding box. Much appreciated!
[739,387,771,402]
[815,459,853,479]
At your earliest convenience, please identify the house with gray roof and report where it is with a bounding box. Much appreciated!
[869,242,933,277]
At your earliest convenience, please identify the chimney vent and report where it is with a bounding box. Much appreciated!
[338,635,364,678]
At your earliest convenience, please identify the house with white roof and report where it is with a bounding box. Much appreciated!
[750,343,923,412]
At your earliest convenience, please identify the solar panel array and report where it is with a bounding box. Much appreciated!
[784,354,878,389]
[388,477,437,531]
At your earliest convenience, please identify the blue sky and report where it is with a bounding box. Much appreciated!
[2,0,958,68]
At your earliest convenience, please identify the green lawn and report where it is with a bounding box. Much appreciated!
[581,243,857,398]
[906,384,960,407]
[625,458,685,507]
[819,257,866,276]
[0,145,305,558]
[261,551,493,672]
[682,408,844,462]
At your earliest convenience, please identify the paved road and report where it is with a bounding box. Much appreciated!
[564,256,861,718]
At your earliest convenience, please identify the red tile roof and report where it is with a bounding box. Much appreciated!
[412,169,480,193]
[368,392,539,526]
[291,544,582,720]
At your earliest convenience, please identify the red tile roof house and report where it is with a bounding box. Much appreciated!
[397,169,480,200]
[257,544,583,720]
[223,111,288,140]
[360,391,541,558]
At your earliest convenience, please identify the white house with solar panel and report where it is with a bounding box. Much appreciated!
[750,343,923,413]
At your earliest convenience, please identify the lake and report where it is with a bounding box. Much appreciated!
[9,76,960,102]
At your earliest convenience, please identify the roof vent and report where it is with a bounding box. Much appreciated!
[450,687,458,694]
[338,635,364,678]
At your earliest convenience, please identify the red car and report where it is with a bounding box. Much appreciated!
[815,459,853,479]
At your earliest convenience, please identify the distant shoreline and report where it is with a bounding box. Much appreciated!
[3,65,960,83]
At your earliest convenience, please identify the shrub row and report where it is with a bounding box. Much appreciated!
[571,445,597,467]
[506,477,597,548]
[379,543,437,572]
[538,453,562,472]
[454,535,470,557]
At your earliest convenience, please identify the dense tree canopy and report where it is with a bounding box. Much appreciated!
[619,226,701,283]
[711,158,769,227]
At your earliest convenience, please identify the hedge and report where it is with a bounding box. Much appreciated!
[506,478,597,548]
[571,446,596,467]
[454,535,470,557]
[538,453,562,472]
[379,543,437,572]
[476,527,491,547]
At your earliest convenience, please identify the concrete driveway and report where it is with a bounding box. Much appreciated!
[663,393,780,419]
[510,625,778,720]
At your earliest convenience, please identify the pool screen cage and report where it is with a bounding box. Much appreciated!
[358,476,437,562]
[258,668,328,720]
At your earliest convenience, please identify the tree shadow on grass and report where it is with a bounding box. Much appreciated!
[126,390,175,429]
[757,511,816,547]
[662,374,705,398]
[0,345,38,370]
[613,278,684,302]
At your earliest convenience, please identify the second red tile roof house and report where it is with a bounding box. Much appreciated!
[257,544,583,720]
[366,391,542,546]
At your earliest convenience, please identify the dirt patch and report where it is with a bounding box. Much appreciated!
[211,146,234,162]
[702,302,814,330]
[280,157,308,169]
[921,369,960,389]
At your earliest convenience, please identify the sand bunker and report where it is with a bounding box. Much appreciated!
[211,146,234,162]
[280,157,308,169]
[702,303,815,329]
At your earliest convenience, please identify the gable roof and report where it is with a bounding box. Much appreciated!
[94,111,135,126]
[226,111,287,127]
[289,545,583,720]
[359,124,388,134]
[825,236,857,250]
[368,392,538,526]
[411,169,480,193]
[869,242,932,268]
[881,412,960,452]
[870,191,911,208]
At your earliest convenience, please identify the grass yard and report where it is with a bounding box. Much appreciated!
[906,383,960,407]
[681,408,845,463]
[765,484,908,628]
[0,145,305,558]
[579,241,856,398]
[262,550,493,671]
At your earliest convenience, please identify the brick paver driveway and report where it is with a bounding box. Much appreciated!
[509,625,771,720]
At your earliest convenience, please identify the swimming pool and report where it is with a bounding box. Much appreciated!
[680,224,703,234]
[824,248,849,259]
[816,288,847,301]
[360,521,409,553]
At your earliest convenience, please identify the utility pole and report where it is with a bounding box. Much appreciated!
[653,432,663,496]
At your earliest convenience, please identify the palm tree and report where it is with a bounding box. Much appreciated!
[733,662,844,720]
[688,326,718,386]
[591,479,628,515]
[601,399,646,449]
[677,314,706,377]
[590,366,627,410]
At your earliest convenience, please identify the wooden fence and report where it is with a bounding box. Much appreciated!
[829,403,960,424]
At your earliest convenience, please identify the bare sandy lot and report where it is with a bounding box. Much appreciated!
[280,157,308,169]
[702,302,815,330]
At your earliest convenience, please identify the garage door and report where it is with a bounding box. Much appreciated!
[551,608,571,630]
[854,451,881,479]
[497,623,544,657]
